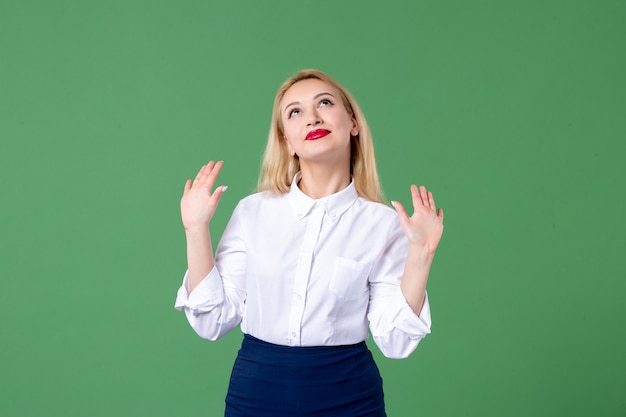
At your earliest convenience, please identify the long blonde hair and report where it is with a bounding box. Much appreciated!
[257,69,384,203]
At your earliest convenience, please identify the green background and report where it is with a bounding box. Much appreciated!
[1,0,624,416]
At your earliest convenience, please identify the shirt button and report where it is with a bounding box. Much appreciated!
[330,213,337,219]
[291,332,297,337]
[296,294,302,300]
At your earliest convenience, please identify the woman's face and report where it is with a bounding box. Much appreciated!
[280,78,358,166]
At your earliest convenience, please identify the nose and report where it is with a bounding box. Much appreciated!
[306,109,322,127]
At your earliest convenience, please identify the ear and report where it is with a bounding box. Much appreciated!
[350,117,359,137]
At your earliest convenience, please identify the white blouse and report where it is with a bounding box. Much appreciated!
[175,174,432,359]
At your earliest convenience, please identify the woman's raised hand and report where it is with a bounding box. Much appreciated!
[392,185,444,254]
[181,161,227,231]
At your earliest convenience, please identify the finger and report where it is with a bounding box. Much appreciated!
[438,208,444,222]
[419,186,429,207]
[198,161,216,185]
[211,185,228,199]
[202,161,223,191]
[428,191,436,211]
[410,184,423,209]
[391,200,410,223]
[208,185,228,209]
[183,179,192,193]
[193,164,206,183]
[193,161,219,189]
[208,160,224,181]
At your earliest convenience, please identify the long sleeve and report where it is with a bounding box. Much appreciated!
[174,203,247,340]
[367,217,432,359]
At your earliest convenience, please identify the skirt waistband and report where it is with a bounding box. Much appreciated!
[242,333,366,355]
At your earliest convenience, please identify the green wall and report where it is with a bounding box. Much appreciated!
[1,0,624,416]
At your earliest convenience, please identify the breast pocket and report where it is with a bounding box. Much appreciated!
[329,257,372,301]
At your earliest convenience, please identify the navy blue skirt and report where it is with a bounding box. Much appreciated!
[225,334,386,417]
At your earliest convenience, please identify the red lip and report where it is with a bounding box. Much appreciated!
[306,129,331,140]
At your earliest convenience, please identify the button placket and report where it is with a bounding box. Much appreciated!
[286,205,324,345]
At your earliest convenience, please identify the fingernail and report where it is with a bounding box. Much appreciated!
[222,186,228,192]
[390,201,396,208]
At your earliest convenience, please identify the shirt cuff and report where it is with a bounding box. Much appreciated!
[174,267,224,315]
[392,288,432,337]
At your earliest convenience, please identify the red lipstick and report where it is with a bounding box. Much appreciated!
[306,129,330,140]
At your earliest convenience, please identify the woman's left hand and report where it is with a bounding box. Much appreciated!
[392,185,444,254]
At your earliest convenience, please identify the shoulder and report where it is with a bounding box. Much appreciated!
[352,196,401,229]
[239,190,287,204]
[346,197,406,250]
[233,190,289,213]
[354,196,397,217]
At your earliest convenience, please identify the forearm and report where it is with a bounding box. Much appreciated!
[179,161,226,293]
[185,225,215,293]
[400,244,435,315]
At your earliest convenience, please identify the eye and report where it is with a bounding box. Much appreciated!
[319,98,333,108]
[287,108,301,119]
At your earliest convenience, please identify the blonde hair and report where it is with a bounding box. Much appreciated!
[258,69,385,203]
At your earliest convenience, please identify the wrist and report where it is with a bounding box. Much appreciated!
[184,223,210,235]
[407,244,436,263]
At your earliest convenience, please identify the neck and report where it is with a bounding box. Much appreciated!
[298,162,351,199]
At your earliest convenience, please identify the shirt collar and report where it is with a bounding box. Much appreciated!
[288,172,358,221]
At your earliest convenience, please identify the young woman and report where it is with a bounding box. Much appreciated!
[175,69,444,416]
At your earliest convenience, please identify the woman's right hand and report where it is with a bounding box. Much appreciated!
[180,161,227,231]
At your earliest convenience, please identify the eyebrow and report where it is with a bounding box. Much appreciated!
[283,92,336,111]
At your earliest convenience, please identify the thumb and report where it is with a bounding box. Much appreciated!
[209,185,228,205]
[391,200,410,225]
